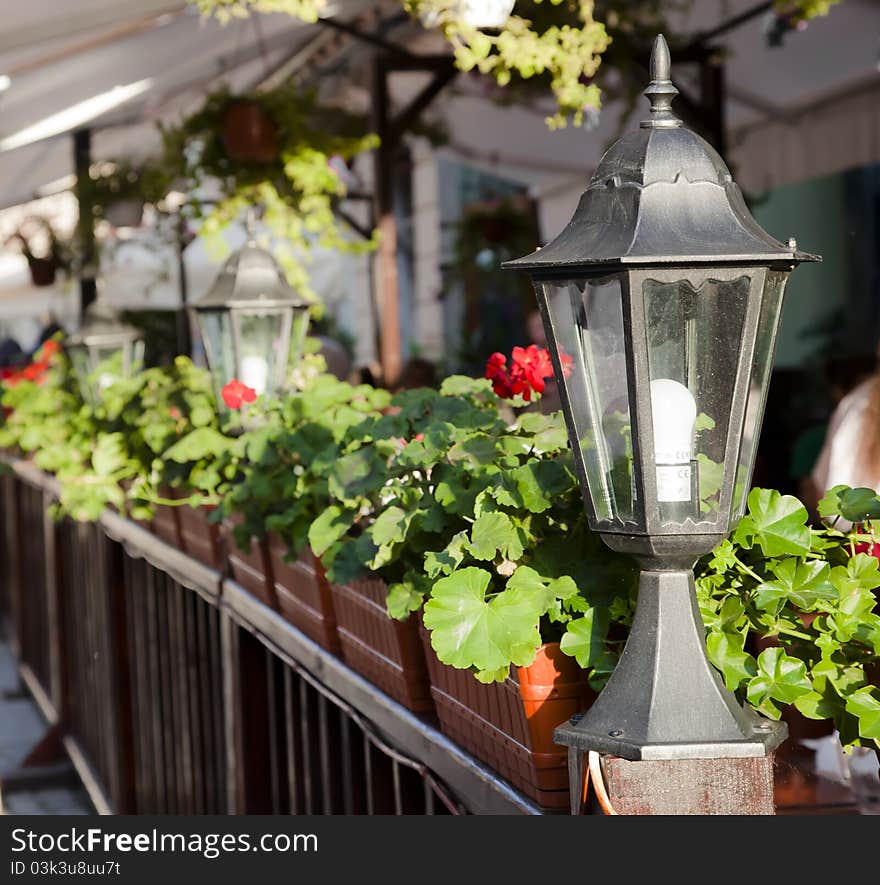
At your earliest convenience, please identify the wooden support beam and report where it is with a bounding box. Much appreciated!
[73,128,97,315]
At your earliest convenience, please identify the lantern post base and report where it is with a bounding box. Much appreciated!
[554,567,787,761]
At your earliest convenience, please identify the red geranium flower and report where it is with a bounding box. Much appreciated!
[38,340,60,359]
[221,378,257,410]
[485,345,560,402]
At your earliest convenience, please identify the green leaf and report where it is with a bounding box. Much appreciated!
[163,427,230,463]
[370,505,412,547]
[754,559,835,614]
[424,531,470,578]
[510,459,571,513]
[844,688,880,740]
[746,647,813,718]
[386,579,427,620]
[795,689,841,721]
[817,484,849,520]
[423,567,543,674]
[734,488,811,557]
[447,435,498,466]
[706,630,756,691]
[837,487,880,523]
[439,375,493,397]
[468,512,524,561]
[560,609,609,669]
[308,505,355,556]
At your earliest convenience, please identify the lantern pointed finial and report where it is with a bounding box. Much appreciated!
[641,33,681,129]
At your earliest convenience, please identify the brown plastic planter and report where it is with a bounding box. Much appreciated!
[328,576,433,714]
[421,634,594,810]
[179,502,225,571]
[223,514,277,609]
[267,533,340,653]
[151,487,182,548]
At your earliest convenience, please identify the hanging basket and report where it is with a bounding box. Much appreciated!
[27,257,57,287]
[220,99,278,164]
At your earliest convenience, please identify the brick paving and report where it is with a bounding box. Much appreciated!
[0,639,92,815]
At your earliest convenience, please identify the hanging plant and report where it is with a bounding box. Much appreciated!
[159,82,379,302]
[77,159,174,228]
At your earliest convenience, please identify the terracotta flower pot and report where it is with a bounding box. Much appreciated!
[223,514,277,609]
[178,501,225,571]
[221,99,278,164]
[151,486,182,548]
[267,533,340,653]
[420,633,594,810]
[328,576,433,714]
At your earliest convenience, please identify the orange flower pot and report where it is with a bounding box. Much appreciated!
[421,634,594,810]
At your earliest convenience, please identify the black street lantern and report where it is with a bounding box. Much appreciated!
[67,298,144,402]
[504,35,819,760]
[191,239,310,413]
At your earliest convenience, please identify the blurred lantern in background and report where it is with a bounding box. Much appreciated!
[67,298,144,403]
[191,238,310,417]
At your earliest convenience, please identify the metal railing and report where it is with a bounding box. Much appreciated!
[0,460,541,816]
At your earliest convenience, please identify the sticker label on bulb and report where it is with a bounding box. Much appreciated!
[656,465,692,502]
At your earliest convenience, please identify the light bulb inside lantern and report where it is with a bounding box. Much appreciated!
[240,355,269,396]
[650,378,697,505]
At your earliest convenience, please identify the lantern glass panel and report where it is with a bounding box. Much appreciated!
[540,275,640,526]
[197,308,236,402]
[232,308,292,397]
[641,274,751,527]
[733,269,788,519]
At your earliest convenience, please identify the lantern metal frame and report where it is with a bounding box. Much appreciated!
[66,298,144,401]
[504,35,820,761]
[190,238,311,411]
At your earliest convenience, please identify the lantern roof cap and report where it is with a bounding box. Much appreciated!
[504,35,820,273]
[193,239,310,311]
[68,298,141,347]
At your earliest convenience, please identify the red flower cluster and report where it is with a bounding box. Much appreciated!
[485,344,566,402]
[2,340,61,390]
[221,379,257,410]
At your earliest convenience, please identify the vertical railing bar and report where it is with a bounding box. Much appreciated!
[364,732,374,817]
[392,759,403,816]
[182,591,205,815]
[144,563,167,812]
[423,778,435,815]
[173,583,198,814]
[317,694,333,814]
[339,710,354,815]
[208,605,227,812]
[123,558,145,813]
[265,649,281,814]
[299,680,313,815]
[194,598,216,813]
[282,666,299,815]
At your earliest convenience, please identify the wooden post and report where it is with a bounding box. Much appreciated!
[585,753,777,815]
[73,128,97,314]
[371,56,402,390]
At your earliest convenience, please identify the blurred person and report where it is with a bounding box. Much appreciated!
[0,336,25,368]
[806,350,880,517]
[397,357,437,391]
